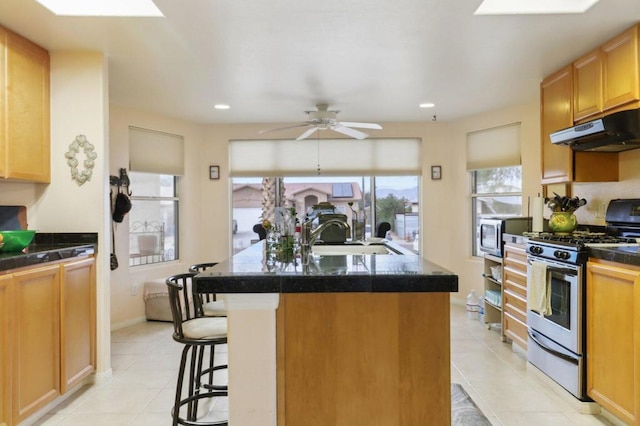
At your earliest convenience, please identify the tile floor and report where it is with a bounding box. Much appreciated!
[30,303,623,426]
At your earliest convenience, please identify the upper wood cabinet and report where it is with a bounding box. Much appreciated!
[540,24,640,184]
[0,25,50,183]
[541,66,574,183]
[573,24,640,122]
[602,25,640,112]
[573,49,602,121]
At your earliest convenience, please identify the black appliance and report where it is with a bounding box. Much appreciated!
[550,108,640,152]
[525,198,640,400]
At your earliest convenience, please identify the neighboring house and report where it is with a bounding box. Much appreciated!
[232,181,363,221]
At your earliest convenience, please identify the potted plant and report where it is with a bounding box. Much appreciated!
[545,193,587,234]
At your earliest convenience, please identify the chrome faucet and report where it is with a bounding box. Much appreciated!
[300,218,349,258]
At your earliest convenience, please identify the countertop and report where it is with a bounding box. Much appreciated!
[588,246,640,267]
[0,232,97,273]
[194,240,458,294]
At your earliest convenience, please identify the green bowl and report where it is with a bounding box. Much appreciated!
[0,230,36,252]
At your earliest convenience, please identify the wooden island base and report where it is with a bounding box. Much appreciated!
[276,292,451,426]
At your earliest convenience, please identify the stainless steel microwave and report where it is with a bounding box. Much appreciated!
[479,217,531,257]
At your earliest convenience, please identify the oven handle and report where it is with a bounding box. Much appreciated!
[528,330,578,363]
[527,259,578,276]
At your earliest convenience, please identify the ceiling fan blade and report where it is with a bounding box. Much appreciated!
[332,125,369,139]
[296,127,319,140]
[259,122,314,134]
[339,121,383,130]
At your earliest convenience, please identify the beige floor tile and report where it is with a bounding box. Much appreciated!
[130,411,173,425]
[26,303,625,426]
[72,387,162,414]
[54,412,137,425]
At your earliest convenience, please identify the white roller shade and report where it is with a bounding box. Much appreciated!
[229,138,421,176]
[129,126,185,175]
[466,122,521,170]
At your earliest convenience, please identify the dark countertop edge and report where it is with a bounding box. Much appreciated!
[0,242,96,273]
[587,246,640,267]
[196,276,458,294]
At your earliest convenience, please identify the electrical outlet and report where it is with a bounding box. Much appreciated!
[131,282,138,296]
[596,202,607,219]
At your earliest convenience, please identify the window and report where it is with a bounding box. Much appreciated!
[231,175,420,255]
[128,172,179,266]
[471,166,522,256]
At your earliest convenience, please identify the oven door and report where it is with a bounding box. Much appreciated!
[526,256,582,355]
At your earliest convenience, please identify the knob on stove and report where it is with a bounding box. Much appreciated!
[529,246,543,255]
[554,250,570,260]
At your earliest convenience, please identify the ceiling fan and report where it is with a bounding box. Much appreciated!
[259,104,383,140]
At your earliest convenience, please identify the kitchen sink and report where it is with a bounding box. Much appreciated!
[310,243,397,255]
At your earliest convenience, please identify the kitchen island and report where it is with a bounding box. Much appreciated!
[195,241,458,426]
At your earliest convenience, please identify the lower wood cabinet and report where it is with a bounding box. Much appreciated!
[60,258,96,393]
[277,292,451,426]
[13,264,61,424]
[502,242,528,349]
[0,256,95,425]
[587,259,640,425]
[0,274,12,426]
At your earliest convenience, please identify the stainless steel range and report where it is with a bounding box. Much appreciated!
[526,199,640,401]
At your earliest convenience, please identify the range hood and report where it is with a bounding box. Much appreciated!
[550,108,640,152]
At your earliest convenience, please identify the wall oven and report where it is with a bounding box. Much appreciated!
[526,199,640,401]
[526,254,585,399]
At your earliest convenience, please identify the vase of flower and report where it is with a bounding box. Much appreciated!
[548,211,578,234]
[545,193,586,235]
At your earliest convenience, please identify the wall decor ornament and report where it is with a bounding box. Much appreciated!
[431,165,442,180]
[209,165,220,180]
[64,135,97,186]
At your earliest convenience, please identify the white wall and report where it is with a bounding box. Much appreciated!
[446,100,542,304]
[108,105,211,328]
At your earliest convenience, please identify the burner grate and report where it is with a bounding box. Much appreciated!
[531,232,638,249]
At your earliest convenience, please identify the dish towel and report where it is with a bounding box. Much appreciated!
[528,261,552,316]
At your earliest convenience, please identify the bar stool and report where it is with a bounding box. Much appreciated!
[166,273,228,426]
[188,263,227,317]
[188,263,228,394]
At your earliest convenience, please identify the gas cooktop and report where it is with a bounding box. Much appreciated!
[528,232,639,264]
[531,232,639,247]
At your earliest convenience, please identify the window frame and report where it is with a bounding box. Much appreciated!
[128,172,180,267]
[470,166,523,257]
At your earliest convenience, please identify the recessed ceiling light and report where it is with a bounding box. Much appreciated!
[214,104,231,110]
[419,103,435,108]
[475,0,599,15]
[35,0,164,17]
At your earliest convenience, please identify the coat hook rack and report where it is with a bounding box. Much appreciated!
[109,168,132,195]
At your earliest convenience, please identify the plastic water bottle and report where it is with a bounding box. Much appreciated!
[478,296,485,322]
[466,290,479,320]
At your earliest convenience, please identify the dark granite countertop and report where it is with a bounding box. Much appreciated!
[195,240,458,294]
[0,233,97,273]
[588,246,640,267]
